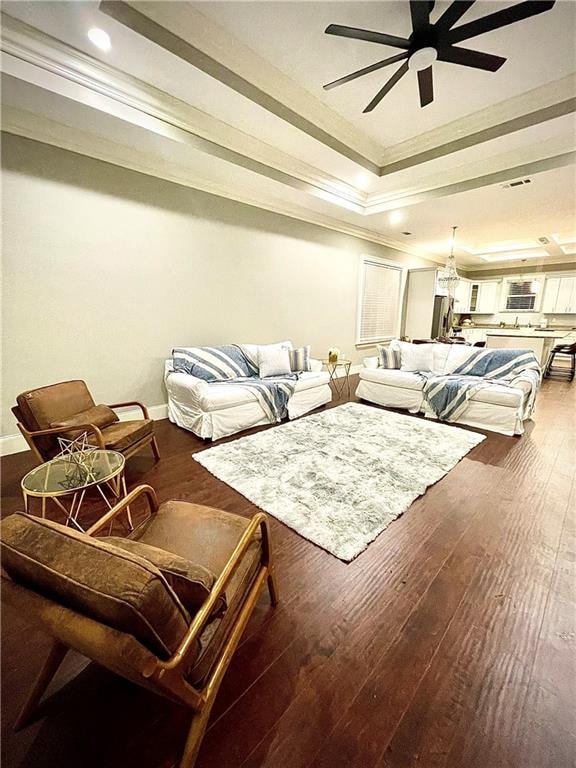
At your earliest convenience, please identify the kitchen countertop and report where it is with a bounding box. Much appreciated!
[484,329,570,338]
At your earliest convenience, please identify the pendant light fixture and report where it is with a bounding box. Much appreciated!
[438,226,460,297]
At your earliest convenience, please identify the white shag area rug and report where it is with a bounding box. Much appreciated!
[193,403,485,562]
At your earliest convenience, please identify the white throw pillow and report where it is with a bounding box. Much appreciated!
[444,344,477,373]
[398,342,435,373]
[258,343,292,378]
[432,344,451,375]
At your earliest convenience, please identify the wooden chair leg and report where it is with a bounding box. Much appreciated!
[14,641,68,731]
[267,569,279,607]
[179,703,215,768]
[151,436,161,462]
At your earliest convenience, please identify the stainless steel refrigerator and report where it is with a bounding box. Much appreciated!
[431,295,453,338]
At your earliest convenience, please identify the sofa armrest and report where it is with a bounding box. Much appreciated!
[363,356,379,369]
[309,358,322,373]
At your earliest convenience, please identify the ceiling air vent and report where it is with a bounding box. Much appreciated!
[501,178,532,189]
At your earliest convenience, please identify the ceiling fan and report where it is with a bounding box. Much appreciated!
[323,1,555,112]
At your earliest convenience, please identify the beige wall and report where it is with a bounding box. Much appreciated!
[1,133,434,436]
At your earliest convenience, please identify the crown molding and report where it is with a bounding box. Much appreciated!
[466,258,576,276]
[380,75,576,174]
[99,1,576,179]
[1,107,442,266]
[99,0,382,173]
[1,13,367,210]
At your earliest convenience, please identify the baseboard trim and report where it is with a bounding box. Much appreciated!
[1,402,169,457]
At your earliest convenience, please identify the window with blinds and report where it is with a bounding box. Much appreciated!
[505,280,537,310]
[357,259,403,344]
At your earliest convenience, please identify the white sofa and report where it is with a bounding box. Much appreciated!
[356,343,536,436]
[165,344,332,441]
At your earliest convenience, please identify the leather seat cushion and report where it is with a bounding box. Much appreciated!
[51,404,119,436]
[135,501,262,685]
[360,368,425,391]
[105,536,226,619]
[0,513,191,659]
[99,419,153,451]
[17,381,95,431]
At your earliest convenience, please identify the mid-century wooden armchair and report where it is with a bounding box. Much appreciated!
[0,485,278,768]
[12,380,160,464]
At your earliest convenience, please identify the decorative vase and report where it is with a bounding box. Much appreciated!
[328,347,339,364]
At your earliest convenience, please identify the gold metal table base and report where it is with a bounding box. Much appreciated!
[324,360,352,398]
[22,471,132,533]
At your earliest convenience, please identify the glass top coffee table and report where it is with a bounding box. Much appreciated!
[21,450,131,532]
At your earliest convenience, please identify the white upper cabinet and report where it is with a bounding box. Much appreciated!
[541,278,560,313]
[475,281,501,314]
[542,276,576,313]
[454,280,471,312]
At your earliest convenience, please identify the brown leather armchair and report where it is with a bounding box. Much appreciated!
[0,485,278,768]
[12,380,160,464]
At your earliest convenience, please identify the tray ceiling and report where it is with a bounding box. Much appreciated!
[1,0,575,269]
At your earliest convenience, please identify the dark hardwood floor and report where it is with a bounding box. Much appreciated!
[1,376,575,768]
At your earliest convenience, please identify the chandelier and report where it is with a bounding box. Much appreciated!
[438,226,460,296]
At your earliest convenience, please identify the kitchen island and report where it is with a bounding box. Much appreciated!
[485,329,569,366]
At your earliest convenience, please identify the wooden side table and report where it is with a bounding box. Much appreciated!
[322,359,352,398]
[21,450,131,532]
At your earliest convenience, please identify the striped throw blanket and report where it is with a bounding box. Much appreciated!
[172,345,297,422]
[423,348,541,423]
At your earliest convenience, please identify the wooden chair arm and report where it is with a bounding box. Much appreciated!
[148,512,268,675]
[86,484,158,536]
[18,422,105,447]
[107,401,150,419]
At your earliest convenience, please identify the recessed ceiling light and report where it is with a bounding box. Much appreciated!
[388,210,404,225]
[87,28,111,51]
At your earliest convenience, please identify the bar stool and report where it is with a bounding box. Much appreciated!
[545,340,576,382]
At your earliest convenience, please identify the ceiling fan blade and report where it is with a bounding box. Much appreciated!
[363,60,410,113]
[325,24,411,49]
[447,1,555,44]
[410,0,431,34]
[435,1,475,32]
[417,65,434,106]
[437,45,506,71]
[323,52,409,90]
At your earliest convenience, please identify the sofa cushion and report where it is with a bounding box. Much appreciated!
[17,380,95,431]
[0,513,191,659]
[289,346,311,372]
[360,368,425,391]
[239,341,292,371]
[444,344,478,372]
[99,419,153,451]
[106,537,226,619]
[172,346,253,381]
[51,404,119,436]
[258,344,292,378]
[377,343,401,369]
[399,342,435,372]
[471,383,526,408]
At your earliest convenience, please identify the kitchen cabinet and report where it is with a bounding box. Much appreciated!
[454,280,471,312]
[541,278,560,313]
[475,281,501,313]
[467,280,501,314]
[542,276,576,313]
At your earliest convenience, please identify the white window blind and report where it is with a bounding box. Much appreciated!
[505,280,537,310]
[357,259,403,344]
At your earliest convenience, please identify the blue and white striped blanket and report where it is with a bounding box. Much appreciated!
[172,345,297,422]
[423,348,541,423]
